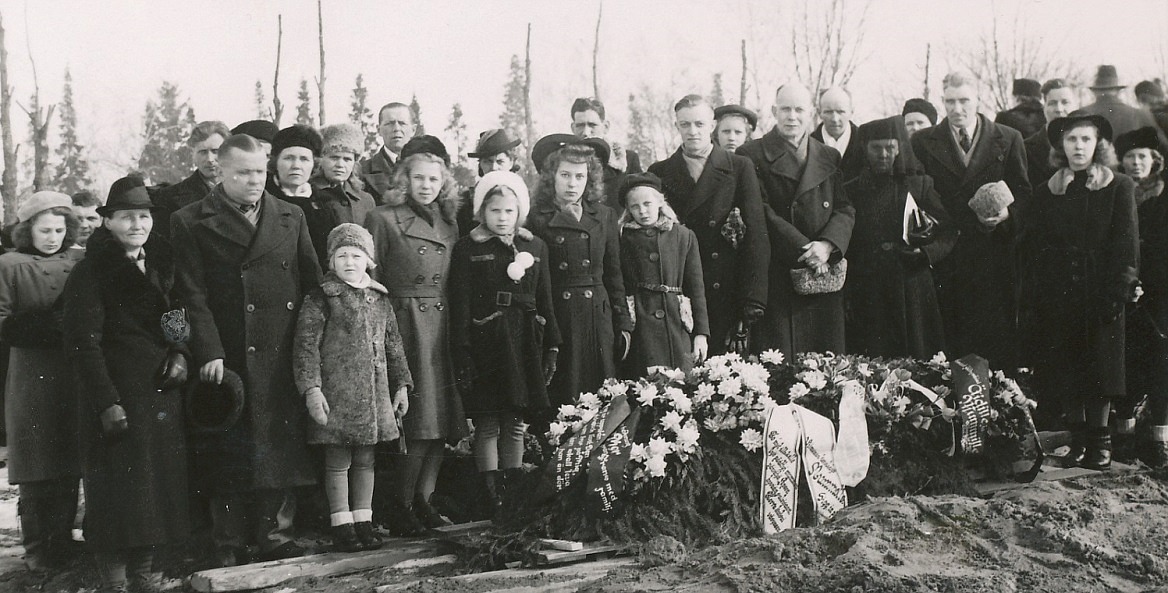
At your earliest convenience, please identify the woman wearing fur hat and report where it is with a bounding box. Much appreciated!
[526,139,632,409]
[448,171,560,515]
[0,191,82,573]
[618,172,709,374]
[268,124,334,265]
[1115,127,1168,468]
[364,147,467,535]
[1021,114,1139,470]
[62,176,191,592]
[311,124,376,238]
[293,223,413,552]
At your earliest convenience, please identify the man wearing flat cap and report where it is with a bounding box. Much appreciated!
[570,97,642,209]
[359,102,417,205]
[911,71,1030,370]
[713,104,757,153]
[170,133,322,567]
[151,120,231,240]
[1079,65,1168,149]
[995,78,1046,139]
[231,120,279,158]
[649,94,769,356]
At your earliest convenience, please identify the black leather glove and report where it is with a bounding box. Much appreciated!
[100,404,129,438]
[2,308,63,348]
[156,351,189,390]
[543,348,559,386]
[725,320,751,354]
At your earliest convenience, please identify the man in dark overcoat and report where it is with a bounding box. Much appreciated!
[911,71,1030,370]
[171,134,323,566]
[738,83,855,357]
[151,120,231,240]
[995,78,1046,139]
[647,94,769,354]
[1078,65,1168,152]
[571,97,643,210]
[810,87,865,182]
[358,102,416,204]
[1024,79,1081,190]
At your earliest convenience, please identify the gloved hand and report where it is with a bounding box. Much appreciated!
[725,321,750,354]
[100,404,129,438]
[306,388,330,426]
[543,348,559,386]
[392,386,409,418]
[156,351,189,390]
[742,303,765,325]
[897,245,929,266]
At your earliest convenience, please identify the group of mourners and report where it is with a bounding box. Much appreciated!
[3,60,1168,592]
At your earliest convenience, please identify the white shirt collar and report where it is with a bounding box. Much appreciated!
[821,123,852,154]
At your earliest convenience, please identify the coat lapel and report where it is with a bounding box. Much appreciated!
[546,206,587,232]
[795,140,836,196]
[199,188,258,250]
[579,200,603,232]
[962,114,1004,184]
[761,129,803,184]
[246,194,295,262]
[656,148,699,217]
[689,146,733,214]
[395,206,445,244]
[927,119,966,180]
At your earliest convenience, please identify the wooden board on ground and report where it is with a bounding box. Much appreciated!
[374,557,638,593]
[536,542,625,565]
[539,538,584,552]
[189,541,455,592]
[430,519,493,536]
[974,458,1139,496]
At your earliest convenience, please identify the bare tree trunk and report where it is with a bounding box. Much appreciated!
[316,0,326,126]
[272,14,284,125]
[592,1,602,101]
[739,39,748,104]
[923,43,931,101]
[20,16,52,192]
[0,11,15,223]
[523,23,534,149]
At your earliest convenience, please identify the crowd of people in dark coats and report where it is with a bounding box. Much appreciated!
[2,62,1168,592]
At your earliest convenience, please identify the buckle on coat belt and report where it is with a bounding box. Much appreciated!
[496,291,513,306]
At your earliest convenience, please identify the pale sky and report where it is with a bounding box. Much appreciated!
[1,0,1166,194]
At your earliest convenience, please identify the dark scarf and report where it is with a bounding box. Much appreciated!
[408,199,441,227]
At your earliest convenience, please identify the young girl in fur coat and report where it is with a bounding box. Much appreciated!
[618,173,710,375]
[293,223,413,552]
[448,171,561,514]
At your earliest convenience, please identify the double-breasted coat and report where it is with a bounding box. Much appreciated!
[738,130,855,356]
[1021,169,1138,401]
[62,227,189,550]
[620,219,709,374]
[526,199,632,406]
[365,202,467,441]
[0,249,80,484]
[448,227,562,417]
[293,273,414,446]
[648,146,769,352]
[357,148,398,205]
[911,114,1031,370]
[151,171,213,240]
[843,171,955,359]
[171,188,323,494]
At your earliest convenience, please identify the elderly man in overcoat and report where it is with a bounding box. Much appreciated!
[171,134,323,567]
[739,83,855,357]
[647,94,769,355]
[911,71,1030,370]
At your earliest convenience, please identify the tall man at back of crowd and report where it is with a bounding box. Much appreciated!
[1024,78,1080,189]
[811,87,864,182]
[1135,79,1168,139]
[994,78,1046,139]
[647,94,769,355]
[359,102,416,204]
[151,120,231,239]
[1078,65,1168,151]
[570,97,642,209]
[911,71,1030,371]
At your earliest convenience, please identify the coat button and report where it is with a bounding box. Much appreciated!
[579,232,588,239]
[823,201,830,208]
[418,245,428,254]
[415,275,425,284]
[584,289,593,298]
[558,262,568,270]
[556,236,565,244]
[436,302,445,311]
[366,295,374,303]
[246,304,255,312]
[653,310,665,319]
[286,302,294,310]
[282,261,289,270]
[419,303,429,312]
[242,263,250,271]
[708,220,717,227]
[649,253,660,262]
[437,246,445,254]
[247,346,256,354]
[562,291,572,300]
[582,259,591,267]
[713,282,721,290]
[433,273,441,284]
[711,252,719,260]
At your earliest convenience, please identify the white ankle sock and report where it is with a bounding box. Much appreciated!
[1117,418,1137,434]
[330,511,354,527]
[352,509,373,523]
[1151,425,1168,442]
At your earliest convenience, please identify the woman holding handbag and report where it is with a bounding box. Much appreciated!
[62,176,192,592]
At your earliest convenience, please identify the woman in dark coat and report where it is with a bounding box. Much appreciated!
[364,147,467,534]
[62,177,190,591]
[448,171,561,513]
[1021,115,1138,470]
[1115,127,1168,468]
[268,125,334,266]
[844,117,955,359]
[526,138,633,407]
[0,192,82,573]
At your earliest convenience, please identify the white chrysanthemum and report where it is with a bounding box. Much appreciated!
[798,370,827,391]
[703,417,722,432]
[930,351,948,365]
[578,392,601,409]
[693,382,717,404]
[676,421,700,451]
[760,349,785,365]
[645,454,668,478]
[660,410,685,433]
[637,384,659,406]
[756,394,777,411]
[802,357,820,370]
[547,422,567,441]
[718,377,743,397]
[630,442,649,462]
[856,362,873,378]
[648,436,671,457]
[558,404,579,419]
[713,401,731,415]
[788,382,811,400]
[707,364,732,382]
[668,389,693,414]
[739,428,764,451]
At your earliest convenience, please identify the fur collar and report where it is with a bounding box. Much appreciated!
[84,226,174,303]
[320,271,389,297]
[1132,154,1166,207]
[1047,164,1115,196]
[468,225,533,244]
[619,202,679,232]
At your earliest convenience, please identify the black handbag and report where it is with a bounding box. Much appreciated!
[906,208,940,247]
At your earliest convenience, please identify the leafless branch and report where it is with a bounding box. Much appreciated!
[317,0,326,126]
[592,1,602,101]
[272,14,284,125]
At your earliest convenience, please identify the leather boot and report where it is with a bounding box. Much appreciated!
[18,496,51,573]
[1081,427,1112,470]
[481,471,502,519]
[353,522,384,551]
[413,493,453,528]
[1148,440,1168,470]
[1064,423,1087,466]
[384,497,427,537]
[331,523,364,553]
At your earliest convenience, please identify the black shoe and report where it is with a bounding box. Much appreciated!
[1081,429,1112,471]
[331,524,364,553]
[256,541,304,562]
[414,494,453,528]
[385,498,427,537]
[213,546,248,568]
[1146,441,1168,470]
[481,471,502,519]
[353,522,383,551]
[1063,423,1087,466]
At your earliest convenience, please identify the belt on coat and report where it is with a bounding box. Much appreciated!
[636,282,682,293]
[494,291,536,307]
[387,287,445,298]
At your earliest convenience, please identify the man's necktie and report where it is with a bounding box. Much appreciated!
[959,128,972,153]
[238,202,258,214]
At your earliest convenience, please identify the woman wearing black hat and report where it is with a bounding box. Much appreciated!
[62,176,191,591]
[1020,114,1139,469]
[268,124,334,265]
[1115,127,1168,467]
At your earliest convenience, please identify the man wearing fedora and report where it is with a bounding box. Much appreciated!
[151,121,232,241]
[358,102,416,205]
[1079,65,1168,149]
[570,97,643,209]
[171,134,323,567]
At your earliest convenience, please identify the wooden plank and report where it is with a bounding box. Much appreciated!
[430,519,493,536]
[538,538,584,552]
[189,541,450,592]
[536,543,624,565]
[374,557,638,593]
[974,459,1139,495]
